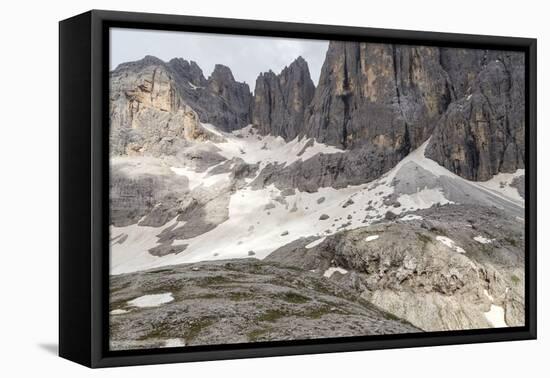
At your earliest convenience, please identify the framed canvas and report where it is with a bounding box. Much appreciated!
[59,10,537,368]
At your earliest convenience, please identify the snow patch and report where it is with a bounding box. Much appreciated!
[484,305,508,328]
[170,166,230,190]
[110,309,129,315]
[436,236,466,254]
[483,289,495,302]
[400,214,423,221]
[477,169,525,204]
[306,237,326,249]
[474,235,494,244]
[323,267,348,278]
[365,235,379,242]
[164,338,186,347]
[127,293,174,308]
[188,81,202,90]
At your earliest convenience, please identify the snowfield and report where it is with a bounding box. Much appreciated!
[200,123,344,170]
[110,126,525,275]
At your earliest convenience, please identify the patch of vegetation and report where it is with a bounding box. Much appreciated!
[429,226,448,236]
[109,296,132,311]
[109,280,133,294]
[229,292,254,301]
[505,237,519,247]
[308,280,334,296]
[384,311,401,321]
[186,293,219,300]
[276,292,310,304]
[198,275,231,286]
[257,309,288,322]
[479,243,495,254]
[246,263,264,274]
[247,327,272,342]
[511,274,521,285]
[184,318,214,342]
[304,306,332,319]
[140,324,171,340]
[146,268,174,275]
[282,265,304,272]
[416,232,433,247]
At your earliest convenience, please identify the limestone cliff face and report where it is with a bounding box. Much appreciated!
[301,42,525,182]
[292,42,454,185]
[109,56,204,156]
[439,48,486,99]
[305,42,453,152]
[252,57,315,140]
[426,51,525,180]
[110,56,253,157]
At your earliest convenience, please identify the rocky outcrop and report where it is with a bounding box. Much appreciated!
[110,157,192,227]
[426,51,525,180]
[511,175,525,199]
[109,258,419,350]
[252,57,315,140]
[267,204,525,331]
[250,150,390,192]
[110,56,253,156]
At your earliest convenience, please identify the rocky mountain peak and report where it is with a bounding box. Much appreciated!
[252,56,315,140]
[111,55,165,75]
[288,55,308,69]
[109,44,525,183]
[168,58,207,87]
[210,64,236,81]
[202,64,252,130]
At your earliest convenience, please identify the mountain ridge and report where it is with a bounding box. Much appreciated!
[110,43,524,182]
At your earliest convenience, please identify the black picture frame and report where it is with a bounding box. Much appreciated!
[59,9,537,368]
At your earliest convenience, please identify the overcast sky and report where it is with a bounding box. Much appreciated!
[110,28,329,89]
